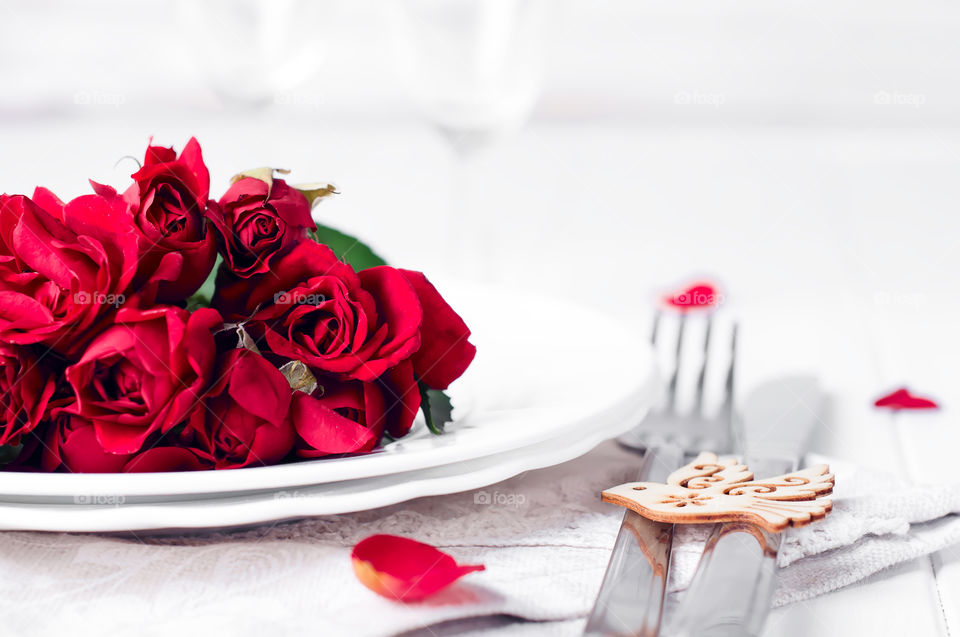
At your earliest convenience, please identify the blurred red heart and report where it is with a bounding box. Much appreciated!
[351,534,485,602]
[663,281,721,311]
[873,388,939,411]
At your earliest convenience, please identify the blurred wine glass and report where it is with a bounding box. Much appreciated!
[393,0,549,277]
[395,0,547,152]
[176,0,329,107]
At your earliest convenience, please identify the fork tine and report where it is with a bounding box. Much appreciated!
[666,313,686,410]
[693,313,714,413]
[721,321,739,433]
[650,310,662,345]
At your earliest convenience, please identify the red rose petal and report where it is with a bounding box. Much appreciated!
[44,417,132,473]
[177,137,210,201]
[31,186,67,219]
[380,359,420,438]
[351,534,485,602]
[355,266,423,382]
[226,349,291,428]
[144,144,178,166]
[874,387,939,410]
[292,392,377,456]
[87,180,118,199]
[123,447,208,472]
[398,269,476,390]
[92,420,156,456]
[663,281,722,312]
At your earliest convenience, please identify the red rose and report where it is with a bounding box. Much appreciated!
[208,177,315,278]
[213,236,352,316]
[65,306,222,454]
[0,344,55,446]
[42,410,209,473]
[0,192,138,358]
[42,412,131,473]
[214,241,422,382]
[184,348,295,469]
[399,270,475,390]
[122,137,218,302]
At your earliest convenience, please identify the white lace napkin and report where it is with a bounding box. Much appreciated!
[0,443,957,637]
[668,454,960,606]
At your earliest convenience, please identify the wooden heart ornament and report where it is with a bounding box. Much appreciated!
[602,452,834,533]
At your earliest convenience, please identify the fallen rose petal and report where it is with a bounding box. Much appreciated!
[663,281,722,311]
[874,387,939,410]
[351,534,485,602]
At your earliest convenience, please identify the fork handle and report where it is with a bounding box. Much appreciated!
[584,444,685,636]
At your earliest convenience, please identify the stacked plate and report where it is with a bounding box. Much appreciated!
[0,283,658,532]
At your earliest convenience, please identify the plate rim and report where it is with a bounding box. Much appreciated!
[0,284,657,498]
[0,397,653,532]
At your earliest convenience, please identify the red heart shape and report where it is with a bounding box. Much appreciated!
[873,388,939,411]
[663,281,722,311]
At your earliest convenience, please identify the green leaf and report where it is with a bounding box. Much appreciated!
[308,223,387,271]
[0,443,22,466]
[418,382,453,435]
[185,254,223,310]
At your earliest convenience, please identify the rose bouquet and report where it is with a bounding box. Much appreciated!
[0,138,475,472]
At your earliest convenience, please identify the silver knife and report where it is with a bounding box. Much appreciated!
[584,444,684,636]
[667,375,825,637]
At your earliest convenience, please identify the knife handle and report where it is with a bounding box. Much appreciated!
[668,458,793,637]
[668,523,780,637]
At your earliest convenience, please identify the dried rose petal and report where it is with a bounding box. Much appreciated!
[663,281,721,311]
[874,387,939,411]
[351,534,485,602]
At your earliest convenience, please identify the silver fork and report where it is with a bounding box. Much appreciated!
[584,309,737,636]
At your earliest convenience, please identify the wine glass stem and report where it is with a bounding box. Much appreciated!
[449,148,496,281]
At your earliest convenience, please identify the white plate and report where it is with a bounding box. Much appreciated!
[0,398,650,532]
[0,282,657,527]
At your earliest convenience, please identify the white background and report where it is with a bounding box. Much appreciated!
[1,1,959,634]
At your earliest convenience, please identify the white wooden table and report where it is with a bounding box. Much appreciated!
[1,112,958,634]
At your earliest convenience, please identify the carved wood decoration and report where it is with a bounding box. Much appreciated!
[602,452,834,533]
